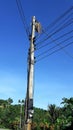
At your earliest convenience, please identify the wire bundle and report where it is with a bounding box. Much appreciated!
[16,1,73,62]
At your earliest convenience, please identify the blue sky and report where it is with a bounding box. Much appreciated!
[0,0,73,109]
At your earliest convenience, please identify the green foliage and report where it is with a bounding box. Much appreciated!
[48,104,60,124]
[0,97,73,130]
[0,98,20,129]
[33,108,49,129]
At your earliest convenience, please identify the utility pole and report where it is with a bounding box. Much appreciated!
[24,16,36,130]
[18,100,24,130]
[24,16,41,130]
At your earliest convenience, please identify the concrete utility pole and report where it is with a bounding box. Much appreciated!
[24,16,36,130]
[18,100,24,130]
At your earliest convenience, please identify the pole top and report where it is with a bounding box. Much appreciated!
[33,16,35,18]
[32,16,36,23]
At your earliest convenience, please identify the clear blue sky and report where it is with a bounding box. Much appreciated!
[0,0,73,109]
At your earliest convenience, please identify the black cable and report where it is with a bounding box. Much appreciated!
[51,36,73,62]
[36,12,73,42]
[16,0,30,38]
[36,30,73,51]
[36,42,73,62]
[43,13,73,37]
[18,0,30,34]
[36,6,73,40]
[44,6,73,32]
[36,18,73,46]
[36,13,73,44]
[36,22,73,63]
[36,36,73,57]
[36,18,73,45]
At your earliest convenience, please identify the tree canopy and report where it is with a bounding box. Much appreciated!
[0,97,73,130]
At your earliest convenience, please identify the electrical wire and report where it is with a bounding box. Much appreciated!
[18,0,30,34]
[36,30,73,51]
[36,6,73,41]
[16,0,30,38]
[43,13,73,37]
[50,36,73,61]
[36,18,73,46]
[36,36,73,58]
[36,42,73,62]
[36,21,73,63]
[36,12,73,42]
[16,2,73,62]
[36,25,73,62]
[44,6,73,32]
[36,13,73,44]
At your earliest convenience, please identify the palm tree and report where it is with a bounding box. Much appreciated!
[47,104,60,124]
[7,98,13,105]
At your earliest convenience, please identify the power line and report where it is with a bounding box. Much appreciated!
[49,36,73,61]
[36,30,73,51]
[16,0,30,38]
[35,27,73,62]
[44,13,73,37]
[35,20,73,63]
[36,6,73,41]
[18,0,30,33]
[16,2,73,62]
[36,14,73,44]
[36,36,73,57]
[36,12,73,42]
[44,6,73,32]
[36,18,73,46]
[36,42,73,62]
